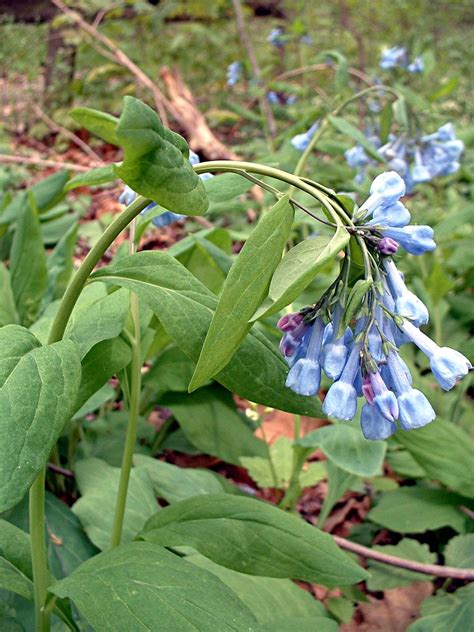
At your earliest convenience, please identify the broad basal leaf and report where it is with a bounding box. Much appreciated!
[0,520,33,601]
[49,542,258,632]
[114,96,208,215]
[141,494,368,586]
[10,195,47,326]
[366,539,436,591]
[395,419,474,498]
[298,424,386,478]
[0,325,81,512]
[90,251,323,416]
[252,227,350,319]
[190,195,294,389]
[72,458,157,551]
[407,584,474,632]
[368,488,467,534]
[163,387,268,465]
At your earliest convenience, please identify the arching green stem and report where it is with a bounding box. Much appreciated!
[29,195,151,632]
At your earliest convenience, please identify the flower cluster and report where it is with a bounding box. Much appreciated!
[279,171,471,440]
[267,91,297,106]
[119,151,212,228]
[227,61,242,87]
[291,121,320,152]
[380,46,424,73]
[345,123,464,190]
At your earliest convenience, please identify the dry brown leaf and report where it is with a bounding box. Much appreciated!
[341,582,433,632]
[255,409,327,444]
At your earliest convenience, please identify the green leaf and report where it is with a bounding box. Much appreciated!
[133,455,233,503]
[69,107,119,145]
[0,264,19,326]
[44,493,98,579]
[328,116,385,162]
[393,97,409,129]
[366,539,436,591]
[320,50,348,90]
[0,520,33,600]
[428,77,459,102]
[10,196,47,326]
[90,251,323,416]
[49,541,258,631]
[368,488,467,533]
[298,424,386,477]
[407,584,474,632]
[386,450,426,479]
[30,171,69,213]
[395,419,474,498]
[0,326,81,512]
[65,286,130,358]
[44,223,77,305]
[187,552,333,627]
[326,596,355,624]
[163,387,268,466]
[256,618,337,632]
[444,534,474,569]
[340,278,373,334]
[64,165,116,192]
[379,101,393,144]
[141,494,368,586]
[72,458,157,551]
[190,195,294,389]
[114,96,208,215]
[318,460,359,527]
[73,337,131,414]
[203,172,253,203]
[253,228,350,319]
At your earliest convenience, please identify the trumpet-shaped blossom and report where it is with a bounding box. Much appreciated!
[322,345,361,420]
[368,201,411,228]
[407,56,424,73]
[380,46,407,69]
[359,171,406,216]
[291,122,320,152]
[321,309,353,380]
[384,259,429,325]
[361,403,397,440]
[285,319,325,396]
[369,370,399,422]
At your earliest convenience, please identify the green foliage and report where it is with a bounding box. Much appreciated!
[141,494,368,586]
[366,539,436,590]
[190,195,294,389]
[0,326,81,512]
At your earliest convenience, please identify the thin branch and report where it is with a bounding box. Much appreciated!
[34,105,104,164]
[51,0,170,126]
[0,154,91,172]
[47,463,74,478]
[275,63,374,86]
[332,534,474,581]
[231,0,276,139]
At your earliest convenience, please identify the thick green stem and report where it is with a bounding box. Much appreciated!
[111,219,142,547]
[28,195,150,631]
[30,471,49,632]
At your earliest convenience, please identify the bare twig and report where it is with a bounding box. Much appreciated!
[275,63,374,86]
[92,1,123,29]
[34,105,104,164]
[332,534,474,581]
[47,463,74,478]
[231,0,277,139]
[0,153,91,172]
[51,0,170,125]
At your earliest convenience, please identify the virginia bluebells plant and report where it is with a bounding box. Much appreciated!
[345,123,464,190]
[278,171,471,440]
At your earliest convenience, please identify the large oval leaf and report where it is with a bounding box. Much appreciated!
[252,226,350,320]
[91,251,322,417]
[49,541,258,631]
[114,96,208,215]
[0,325,81,512]
[190,195,294,389]
[141,494,368,587]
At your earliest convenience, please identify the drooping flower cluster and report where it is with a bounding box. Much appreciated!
[345,123,464,190]
[227,62,242,87]
[119,151,212,228]
[380,46,424,73]
[279,171,471,440]
[291,121,320,152]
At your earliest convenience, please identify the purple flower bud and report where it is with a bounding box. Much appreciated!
[377,237,399,255]
[362,374,375,404]
[277,312,304,333]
